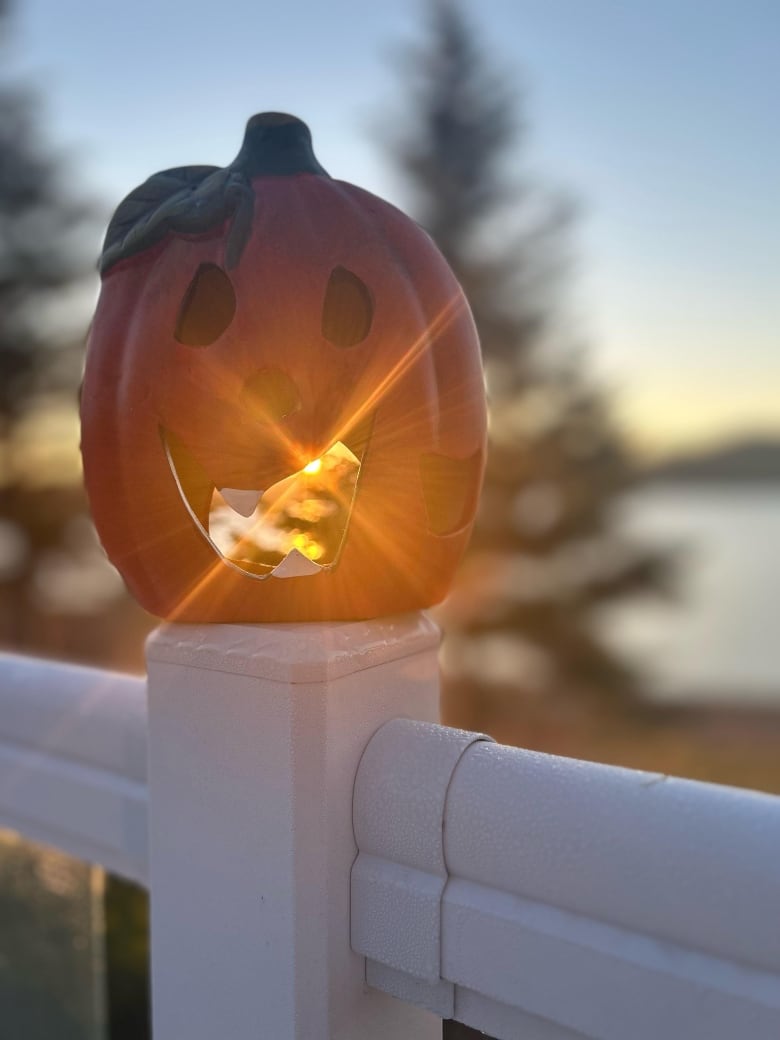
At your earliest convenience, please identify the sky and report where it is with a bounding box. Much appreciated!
[10,0,780,456]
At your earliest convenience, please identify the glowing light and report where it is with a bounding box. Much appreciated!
[291,532,324,561]
[196,440,361,575]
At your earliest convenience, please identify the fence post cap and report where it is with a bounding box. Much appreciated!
[145,614,440,684]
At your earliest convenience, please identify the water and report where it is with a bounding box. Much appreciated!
[598,485,780,703]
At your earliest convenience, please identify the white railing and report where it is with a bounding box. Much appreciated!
[352,719,780,1039]
[1,617,779,1040]
[0,653,147,884]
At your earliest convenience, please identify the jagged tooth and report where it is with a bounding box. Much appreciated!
[270,548,323,579]
[220,488,263,517]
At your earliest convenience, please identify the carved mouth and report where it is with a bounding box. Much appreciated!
[162,413,373,579]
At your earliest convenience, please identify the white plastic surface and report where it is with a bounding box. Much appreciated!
[353,719,780,1040]
[0,652,147,883]
[146,617,442,1040]
[3,645,779,1040]
[147,613,439,683]
[445,741,780,972]
[352,718,491,992]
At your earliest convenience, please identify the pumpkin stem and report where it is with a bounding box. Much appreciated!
[232,113,329,178]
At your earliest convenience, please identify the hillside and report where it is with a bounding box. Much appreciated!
[645,436,780,484]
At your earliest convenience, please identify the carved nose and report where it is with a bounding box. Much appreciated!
[240,368,301,423]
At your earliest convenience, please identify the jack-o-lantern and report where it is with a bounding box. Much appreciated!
[80,113,486,622]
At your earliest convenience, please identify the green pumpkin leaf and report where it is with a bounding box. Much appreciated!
[100,165,220,273]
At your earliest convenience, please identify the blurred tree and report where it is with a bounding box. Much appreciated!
[387,0,672,713]
[0,835,106,1040]
[0,0,95,442]
[0,2,148,668]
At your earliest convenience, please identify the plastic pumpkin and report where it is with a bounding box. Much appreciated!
[80,113,486,622]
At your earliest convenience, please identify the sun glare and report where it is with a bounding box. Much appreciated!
[291,532,325,561]
[200,441,361,574]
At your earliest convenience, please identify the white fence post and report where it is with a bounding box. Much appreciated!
[144,615,442,1040]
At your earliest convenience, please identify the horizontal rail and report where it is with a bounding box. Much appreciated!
[2,648,780,1039]
[0,652,148,884]
[352,719,780,1040]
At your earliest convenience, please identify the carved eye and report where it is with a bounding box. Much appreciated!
[322,266,373,347]
[175,264,236,346]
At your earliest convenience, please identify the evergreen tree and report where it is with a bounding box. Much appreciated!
[388,0,671,708]
[0,3,140,667]
[0,0,95,439]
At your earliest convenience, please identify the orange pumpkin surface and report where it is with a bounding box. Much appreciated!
[80,113,486,622]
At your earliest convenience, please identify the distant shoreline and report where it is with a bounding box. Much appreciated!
[640,436,780,485]
[644,473,780,487]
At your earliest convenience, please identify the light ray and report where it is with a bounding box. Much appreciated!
[330,291,463,447]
